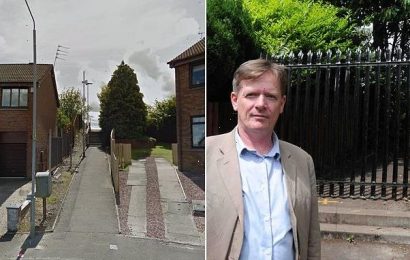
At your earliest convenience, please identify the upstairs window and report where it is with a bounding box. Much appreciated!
[191,116,205,148]
[191,63,205,88]
[1,88,28,108]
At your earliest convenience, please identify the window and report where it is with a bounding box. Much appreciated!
[191,116,205,148]
[1,88,28,108]
[191,63,205,87]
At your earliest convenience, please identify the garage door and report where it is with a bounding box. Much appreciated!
[0,132,27,178]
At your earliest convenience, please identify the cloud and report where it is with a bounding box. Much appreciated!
[0,0,204,108]
[128,49,161,80]
[161,74,174,93]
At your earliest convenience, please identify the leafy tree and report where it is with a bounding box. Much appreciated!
[323,0,410,51]
[243,0,358,56]
[207,0,259,102]
[98,61,147,141]
[56,88,83,168]
[146,96,176,143]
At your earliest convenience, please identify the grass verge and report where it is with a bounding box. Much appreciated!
[132,142,173,163]
[19,170,74,232]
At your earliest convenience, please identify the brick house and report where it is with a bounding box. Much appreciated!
[168,38,205,174]
[0,64,59,178]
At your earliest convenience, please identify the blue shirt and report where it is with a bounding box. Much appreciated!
[235,130,294,260]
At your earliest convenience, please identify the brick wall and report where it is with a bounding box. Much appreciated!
[0,84,32,177]
[36,73,58,172]
[0,71,58,178]
[175,61,205,174]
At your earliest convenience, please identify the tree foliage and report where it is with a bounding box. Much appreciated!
[56,88,83,168]
[57,88,83,131]
[146,96,176,143]
[207,0,259,102]
[98,61,147,140]
[243,0,358,55]
[323,0,410,51]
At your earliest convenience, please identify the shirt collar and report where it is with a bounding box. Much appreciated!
[234,127,280,160]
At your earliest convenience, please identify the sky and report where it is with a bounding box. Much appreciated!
[0,0,205,109]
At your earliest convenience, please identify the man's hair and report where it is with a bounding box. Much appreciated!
[232,59,288,95]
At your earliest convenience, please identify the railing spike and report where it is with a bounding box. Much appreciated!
[366,47,371,62]
[326,49,332,64]
[307,50,313,65]
[298,50,304,65]
[346,49,352,64]
[356,48,362,63]
[316,50,322,64]
[386,48,392,62]
[376,47,381,62]
[336,49,341,64]
[396,47,402,61]
[288,51,295,65]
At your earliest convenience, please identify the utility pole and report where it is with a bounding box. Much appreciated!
[24,0,37,241]
[82,71,86,158]
[81,72,92,157]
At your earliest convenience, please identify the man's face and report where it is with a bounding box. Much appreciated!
[231,71,286,136]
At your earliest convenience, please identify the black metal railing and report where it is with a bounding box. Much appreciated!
[271,48,410,200]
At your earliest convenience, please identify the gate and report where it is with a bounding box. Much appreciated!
[272,48,410,200]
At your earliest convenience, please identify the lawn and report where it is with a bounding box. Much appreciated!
[132,142,173,164]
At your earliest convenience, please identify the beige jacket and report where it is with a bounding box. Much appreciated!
[206,130,321,260]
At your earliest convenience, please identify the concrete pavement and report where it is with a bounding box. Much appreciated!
[319,197,410,244]
[126,157,204,246]
[156,158,203,245]
[0,147,204,260]
[127,159,147,237]
[322,237,410,259]
[0,180,31,236]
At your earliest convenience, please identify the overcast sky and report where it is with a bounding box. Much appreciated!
[0,0,205,109]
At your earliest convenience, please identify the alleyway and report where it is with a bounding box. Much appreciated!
[0,147,204,260]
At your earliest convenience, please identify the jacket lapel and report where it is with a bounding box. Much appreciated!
[280,142,297,208]
[216,131,244,223]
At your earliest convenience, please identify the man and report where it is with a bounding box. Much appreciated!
[206,59,321,260]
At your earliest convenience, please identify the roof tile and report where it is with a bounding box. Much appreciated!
[0,64,53,83]
[168,38,205,66]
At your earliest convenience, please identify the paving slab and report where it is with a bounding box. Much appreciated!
[322,237,410,260]
[320,206,410,228]
[155,158,203,246]
[56,147,118,234]
[127,160,146,186]
[127,159,147,237]
[321,223,410,244]
[0,180,31,235]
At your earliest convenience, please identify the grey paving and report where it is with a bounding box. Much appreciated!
[322,238,410,260]
[55,147,118,234]
[0,148,204,260]
[319,197,410,244]
[155,158,203,246]
[127,159,147,237]
[0,180,31,235]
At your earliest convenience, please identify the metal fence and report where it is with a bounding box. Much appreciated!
[271,48,410,200]
[50,131,72,169]
[110,129,119,194]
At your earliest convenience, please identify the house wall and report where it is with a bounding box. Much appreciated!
[35,73,58,172]
[0,71,58,178]
[0,83,31,177]
[175,60,205,174]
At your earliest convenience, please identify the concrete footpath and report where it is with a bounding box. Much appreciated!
[0,180,31,236]
[156,158,203,245]
[319,197,410,244]
[0,147,204,259]
[126,157,203,246]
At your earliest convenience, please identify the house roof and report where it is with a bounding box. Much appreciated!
[168,38,205,67]
[0,63,59,106]
[0,64,53,83]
